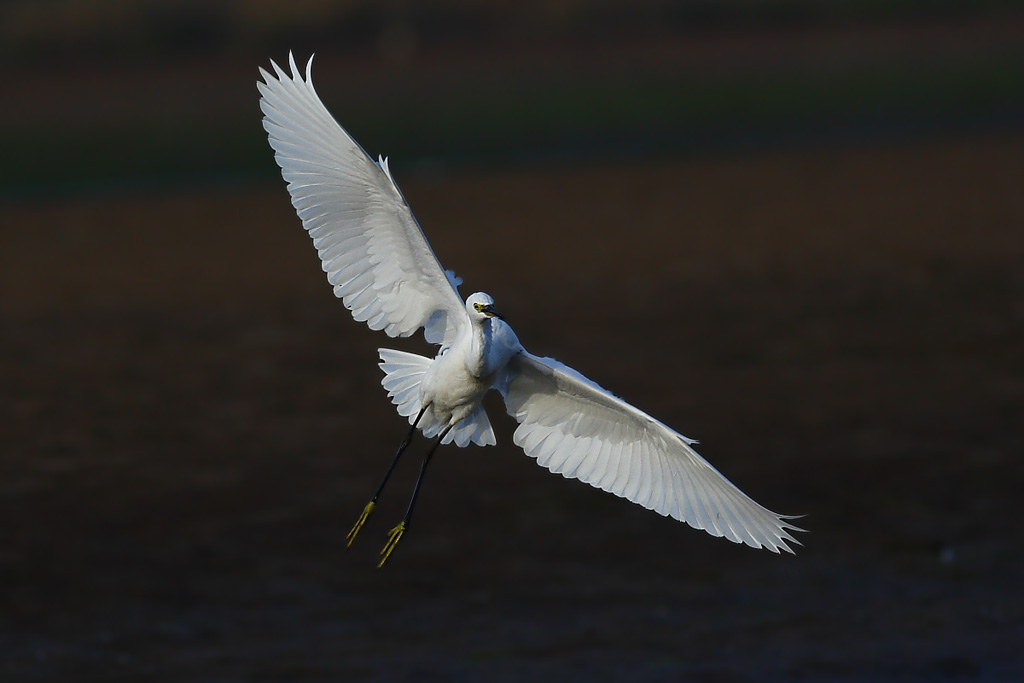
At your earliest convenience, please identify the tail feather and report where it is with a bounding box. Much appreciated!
[378,348,496,448]
[379,348,429,419]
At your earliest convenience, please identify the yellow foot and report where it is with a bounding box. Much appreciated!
[346,501,376,548]
[378,521,407,568]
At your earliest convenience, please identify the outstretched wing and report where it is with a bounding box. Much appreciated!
[258,53,467,345]
[499,352,803,552]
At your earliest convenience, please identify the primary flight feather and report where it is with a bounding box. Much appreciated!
[258,53,803,565]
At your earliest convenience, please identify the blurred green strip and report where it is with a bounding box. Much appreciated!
[4,56,1023,197]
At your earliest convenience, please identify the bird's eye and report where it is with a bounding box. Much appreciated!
[474,303,482,311]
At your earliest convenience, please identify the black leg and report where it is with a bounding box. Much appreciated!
[378,425,452,567]
[402,426,448,526]
[371,407,426,502]
[346,406,427,548]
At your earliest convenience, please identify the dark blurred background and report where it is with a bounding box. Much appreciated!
[2,2,1023,681]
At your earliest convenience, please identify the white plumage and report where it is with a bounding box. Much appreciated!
[259,53,803,557]
[258,55,464,346]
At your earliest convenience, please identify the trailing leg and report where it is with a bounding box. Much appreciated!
[378,425,451,567]
[345,406,427,548]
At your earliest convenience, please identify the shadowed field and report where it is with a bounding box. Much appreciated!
[2,133,1023,680]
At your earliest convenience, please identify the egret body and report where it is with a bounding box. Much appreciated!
[258,54,803,566]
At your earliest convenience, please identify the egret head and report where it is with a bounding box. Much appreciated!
[466,292,504,321]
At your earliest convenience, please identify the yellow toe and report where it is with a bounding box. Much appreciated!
[346,501,376,548]
[378,521,407,568]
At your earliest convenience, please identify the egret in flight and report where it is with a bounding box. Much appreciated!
[258,54,803,567]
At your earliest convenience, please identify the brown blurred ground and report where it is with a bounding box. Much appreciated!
[2,133,1023,681]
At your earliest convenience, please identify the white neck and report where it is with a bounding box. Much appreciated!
[467,317,493,378]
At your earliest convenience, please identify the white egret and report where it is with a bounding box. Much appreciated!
[258,54,803,567]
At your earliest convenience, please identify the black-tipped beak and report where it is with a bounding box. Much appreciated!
[483,304,505,321]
